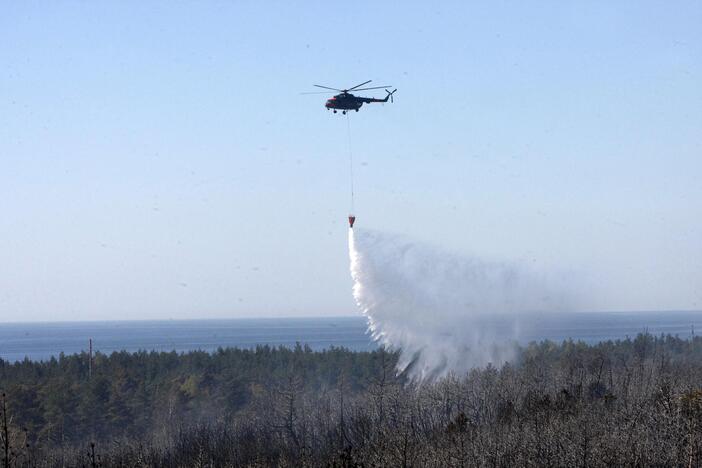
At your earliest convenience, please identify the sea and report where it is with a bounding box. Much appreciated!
[1,311,702,363]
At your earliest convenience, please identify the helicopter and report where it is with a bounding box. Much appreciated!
[303,80,396,114]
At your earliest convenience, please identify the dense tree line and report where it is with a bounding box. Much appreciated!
[0,344,389,447]
[2,333,702,466]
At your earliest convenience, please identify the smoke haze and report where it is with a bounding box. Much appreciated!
[349,228,577,381]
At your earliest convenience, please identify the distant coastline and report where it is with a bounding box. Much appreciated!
[2,311,702,363]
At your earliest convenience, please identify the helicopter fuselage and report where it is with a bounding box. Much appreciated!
[325,92,388,112]
[307,80,395,114]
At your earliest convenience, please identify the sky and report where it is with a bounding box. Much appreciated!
[1,1,700,322]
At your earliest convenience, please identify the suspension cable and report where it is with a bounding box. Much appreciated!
[346,113,355,214]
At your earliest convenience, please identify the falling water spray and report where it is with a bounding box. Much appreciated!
[349,228,575,381]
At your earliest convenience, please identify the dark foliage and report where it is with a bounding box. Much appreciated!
[2,334,702,466]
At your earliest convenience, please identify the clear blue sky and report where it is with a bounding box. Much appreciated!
[1,1,700,321]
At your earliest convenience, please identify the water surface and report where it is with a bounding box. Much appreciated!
[1,311,701,362]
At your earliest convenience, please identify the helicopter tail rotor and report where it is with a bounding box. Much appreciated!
[386,89,397,103]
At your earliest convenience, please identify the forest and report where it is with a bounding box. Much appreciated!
[2,333,702,467]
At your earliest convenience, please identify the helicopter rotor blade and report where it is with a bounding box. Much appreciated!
[347,80,373,91]
[301,91,336,94]
[313,84,343,91]
[349,86,392,91]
